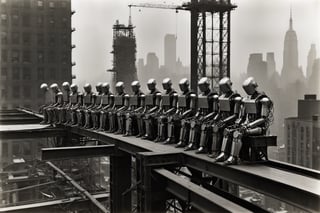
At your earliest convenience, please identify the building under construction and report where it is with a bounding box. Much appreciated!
[109,20,138,92]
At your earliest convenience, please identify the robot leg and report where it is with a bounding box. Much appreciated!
[224,131,243,165]
[196,124,208,154]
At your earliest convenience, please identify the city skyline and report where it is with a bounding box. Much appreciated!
[71,0,320,88]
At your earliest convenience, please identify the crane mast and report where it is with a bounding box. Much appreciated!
[129,0,237,92]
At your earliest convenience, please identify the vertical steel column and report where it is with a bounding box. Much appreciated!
[227,10,231,78]
[110,151,132,213]
[202,12,206,78]
[219,11,224,81]
[190,0,199,92]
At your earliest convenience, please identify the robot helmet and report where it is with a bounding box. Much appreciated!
[219,77,232,94]
[70,83,78,92]
[50,83,59,93]
[115,81,125,94]
[96,82,103,93]
[102,82,110,91]
[131,81,141,93]
[162,78,172,90]
[198,77,210,93]
[242,77,258,95]
[84,83,92,93]
[179,78,189,92]
[62,82,70,91]
[40,83,48,90]
[147,78,156,91]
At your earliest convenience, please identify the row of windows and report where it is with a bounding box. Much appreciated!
[1,32,70,46]
[1,49,70,64]
[1,85,32,99]
[1,0,69,9]
[1,13,70,28]
[1,67,69,81]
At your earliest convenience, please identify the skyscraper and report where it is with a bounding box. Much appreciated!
[0,0,73,110]
[284,94,320,170]
[306,44,317,80]
[164,34,176,72]
[281,8,304,85]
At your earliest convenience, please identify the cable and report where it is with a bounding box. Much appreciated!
[1,181,56,194]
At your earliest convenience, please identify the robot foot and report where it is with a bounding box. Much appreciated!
[164,138,175,145]
[213,152,227,162]
[195,147,206,154]
[223,156,239,165]
[175,141,186,148]
[184,143,196,151]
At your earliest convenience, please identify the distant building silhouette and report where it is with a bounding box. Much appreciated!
[307,44,317,80]
[281,9,304,85]
[284,94,320,170]
[308,58,320,95]
[146,52,159,74]
[0,0,73,110]
[247,53,267,88]
[164,34,176,72]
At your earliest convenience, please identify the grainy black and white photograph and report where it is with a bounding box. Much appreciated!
[0,0,319,212]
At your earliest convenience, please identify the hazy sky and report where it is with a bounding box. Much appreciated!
[72,0,320,86]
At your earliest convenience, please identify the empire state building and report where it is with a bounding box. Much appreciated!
[281,9,304,85]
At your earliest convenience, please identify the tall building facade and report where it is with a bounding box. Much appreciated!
[0,0,73,110]
[285,95,320,170]
[164,34,176,72]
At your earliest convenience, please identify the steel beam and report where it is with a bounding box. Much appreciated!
[0,128,66,140]
[154,168,252,213]
[42,145,115,160]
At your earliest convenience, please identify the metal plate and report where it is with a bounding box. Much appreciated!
[114,96,123,106]
[162,95,170,106]
[70,95,77,104]
[243,99,257,114]
[83,95,91,104]
[197,97,208,108]
[178,95,187,107]
[102,96,109,105]
[145,95,154,106]
[219,98,230,112]
[130,96,138,106]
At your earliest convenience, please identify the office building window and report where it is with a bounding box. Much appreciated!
[49,16,55,26]
[12,32,20,44]
[37,51,44,63]
[1,89,7,99]
[12,14,19,26]
[48,34,55,46]
[1,0,7,4]
[1,31,7,44]
[22,67,31,80]
[12,50,20,62]
[61,17,68,27]
[37,16,44,27]
[12,0,20,7]
[37,33,44,45]
[22,32,30,44]
[61,2,67,7]
[1,67,7,78]
[61,52,68,64]
[37,67,44,80]
[23,0,31,8]
[22,14,30,27]
[48,51,56,63]
[22,50,31,62]
[1,14,8,25]
[37,0,43,8]
[49,68,56,79]
[12,85,20,99]
[49,2,55,8]
[23,86,31,98]
[1,49,7,62]
[12,67,20,80]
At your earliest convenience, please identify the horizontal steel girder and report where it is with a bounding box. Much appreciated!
[42,145,115,160]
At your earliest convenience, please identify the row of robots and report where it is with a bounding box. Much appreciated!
[40,76,273,165]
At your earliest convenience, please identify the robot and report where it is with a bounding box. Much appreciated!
[136,79,161,138]
[84,83,103,129]
[214,77,273,165]
[66,84,83,125]
[107,82,128,133]
[98,82,114,131]
[196,77,241,155]
[165,78,196,144]
[124,81,145,136]
[45,83,61,124]
[56,82,71,124]
[75,83,95,127]
[184,77,217,151]
[155,78,177,142]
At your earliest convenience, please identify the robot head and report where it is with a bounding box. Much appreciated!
[50,83,59,93]
[115,81,125,94]
[131,81,141,93]
[57,92,64,103]
[62,82,70,91]
[102,82,110,93]
[219,77,232,94]
[96,82,103,93]
[84,83,92,93]
[198,77,210,93]
[40,83,48,91]
[147,78,157,91]
[242,77,258,95]
[162,78,172,90]
[179,78,190,92]
[70,84,78,93]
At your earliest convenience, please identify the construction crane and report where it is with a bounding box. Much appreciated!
[129,0,237,92]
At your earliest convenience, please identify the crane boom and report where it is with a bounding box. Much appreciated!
[128,3,185,11]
